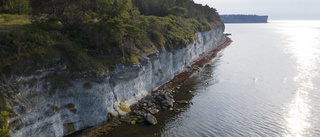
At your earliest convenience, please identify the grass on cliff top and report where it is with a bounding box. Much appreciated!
[0,14,30,30]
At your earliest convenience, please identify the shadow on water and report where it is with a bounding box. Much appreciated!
[101,56,222,137]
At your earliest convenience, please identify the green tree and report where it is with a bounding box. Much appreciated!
[29,0,95,27]
[0,0,29,14]
[168,6,187,17]
[97,0,138,57]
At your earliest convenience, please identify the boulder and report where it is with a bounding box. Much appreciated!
[147,102,154,107]
[109,111,119,120]
[118,110,127,118]
[176,100,189,104]
[148,108,159,115]
[162,106,168,111]
[168,99,174,108]
[164,94,173,100]
[133,110,143,116]
[144,113,157,125]
[162,99,174,108]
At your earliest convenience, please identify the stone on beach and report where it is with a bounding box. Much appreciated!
[176,100,189,104]
[148,108,159,115]
[118,110,127,118]
[144,113,157,125]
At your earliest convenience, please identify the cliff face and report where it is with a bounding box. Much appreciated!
[3,28,226,137]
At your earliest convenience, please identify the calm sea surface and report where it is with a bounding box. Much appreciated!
[104,20,320,137]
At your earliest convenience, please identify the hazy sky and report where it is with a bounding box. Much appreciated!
[193,0,320,20]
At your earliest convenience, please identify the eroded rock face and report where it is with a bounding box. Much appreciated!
[2,29,226,137]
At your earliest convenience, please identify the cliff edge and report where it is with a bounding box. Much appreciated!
[1,28,226,137]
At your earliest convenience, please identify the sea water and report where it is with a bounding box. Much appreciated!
[104,20,320,137]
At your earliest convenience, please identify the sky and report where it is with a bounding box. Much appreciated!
[193,0,320,20]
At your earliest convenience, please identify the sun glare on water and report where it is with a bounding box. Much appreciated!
[277,21,320,137]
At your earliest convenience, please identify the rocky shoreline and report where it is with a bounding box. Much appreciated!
[76,36,232,137]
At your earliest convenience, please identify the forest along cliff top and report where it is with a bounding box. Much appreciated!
[1,0,224,77]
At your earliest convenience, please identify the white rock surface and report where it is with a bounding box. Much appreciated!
[3,29,226,137]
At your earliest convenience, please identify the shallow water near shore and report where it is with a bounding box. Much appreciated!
[100,20,320,137]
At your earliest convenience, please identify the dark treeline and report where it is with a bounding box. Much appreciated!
[132,0,221,23]
[220,14,268,23]
[0,0,29,14]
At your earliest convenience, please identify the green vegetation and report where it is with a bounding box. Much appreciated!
[0,111,10,137]
[130,120,136,125]
[0,0,29,14]
[0,0,222,77]
[0,89,15,116]
[0,92,10,137]
[0,14,30,29]
[120,103,131,113]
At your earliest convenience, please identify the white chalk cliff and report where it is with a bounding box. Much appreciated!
[4,28,226,137]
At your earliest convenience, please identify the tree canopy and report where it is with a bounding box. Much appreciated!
[1,0,223,75]
[0,0,29,14]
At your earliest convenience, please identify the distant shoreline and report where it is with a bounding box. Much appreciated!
[221,14,268,23]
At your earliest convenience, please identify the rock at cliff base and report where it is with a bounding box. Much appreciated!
[118,110,127,118]
[148,108,159,115]
[164,94,173,100]
[110,111,119,118]
[161,99,174,108]
[176,100,189,104]
[144,113,157,125]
